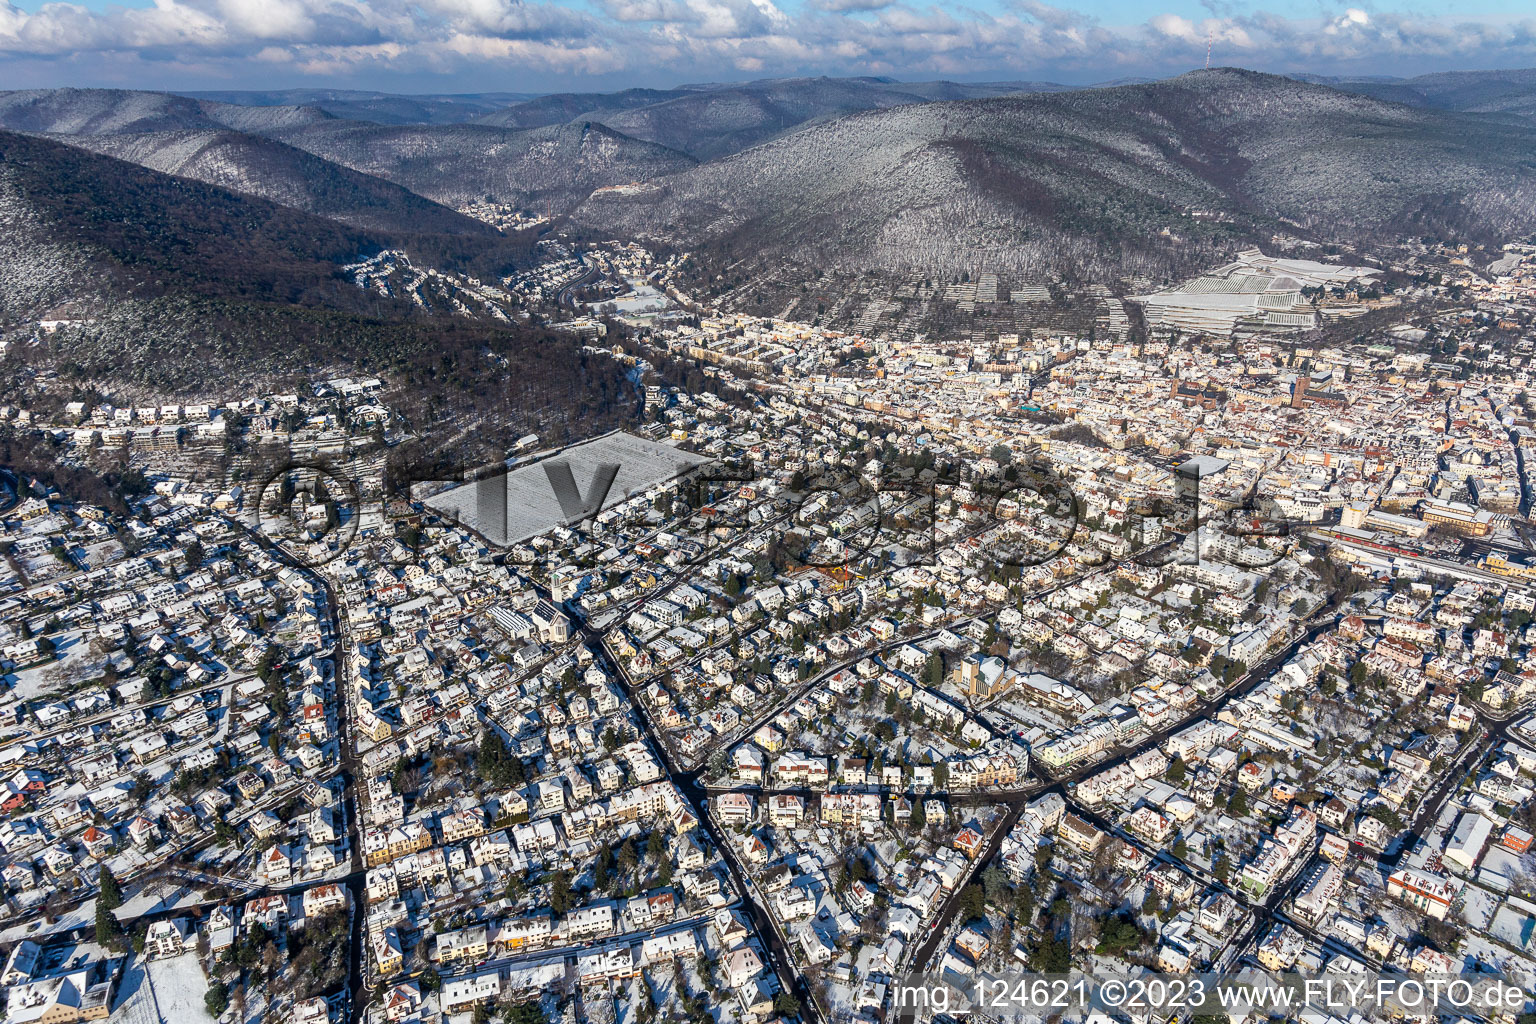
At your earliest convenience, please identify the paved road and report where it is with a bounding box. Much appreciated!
[947,630,1507,985]
[906,802,1025,970]
[1379,717,1505,871]
[556,261,600,310]
[224,515,369,1022]
[180,496,1515,1022]
[897,612,1339,966]
[569,604,824,1024]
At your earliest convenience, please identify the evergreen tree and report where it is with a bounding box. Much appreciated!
[204,981,229,1017]
[98,865,123,911]
[549,871,573,914]
[94,903,113,945]
[478,730,524,788]
[594,845,611,890]
[1165,756,1187,785]
[1014,885,1035,923]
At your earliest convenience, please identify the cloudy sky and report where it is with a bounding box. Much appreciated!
[0,0,1531,91]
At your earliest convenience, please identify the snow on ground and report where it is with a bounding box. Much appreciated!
[113,953,216,1024]
[119,878,213,919]
[5,631,88,702]
[1460,884,1500,931]
[1462,931,1536,979]
[0,896,95,944]
[1477,843,1530,888]
[1490,902,1536,950]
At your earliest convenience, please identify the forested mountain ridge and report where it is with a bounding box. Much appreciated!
[6,69,1536,400]
[570,69,1536,284]
[474,77,1050,159]
[0,89,500,238]
[257,118,698,210]
[1298,68,1536,123]
[0,88,698,224]
[0,129,632,445]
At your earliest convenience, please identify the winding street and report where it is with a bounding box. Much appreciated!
[567,606,825,1024]
[214,503,1513,1024]
[220,514,369,1022]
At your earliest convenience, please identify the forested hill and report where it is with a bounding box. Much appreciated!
[0,130,633,447]
[571,68,1536,285]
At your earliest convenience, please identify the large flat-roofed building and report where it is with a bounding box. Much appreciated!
[1420,499,1496,537]
[424,431,711,546]
[1342,504,1430,539]
[1444,811,1493,871]
[1130,249,1378,338]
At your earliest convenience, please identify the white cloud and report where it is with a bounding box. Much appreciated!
[1148,13,1199,43]
[0,0,1535,87]
[1325,7,1369,34]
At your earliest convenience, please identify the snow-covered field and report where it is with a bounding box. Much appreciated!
[113,953,217,1024]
